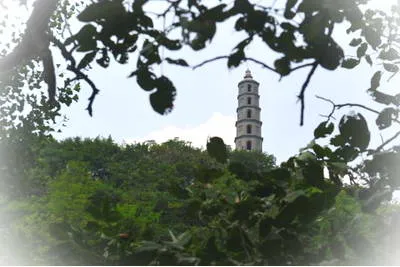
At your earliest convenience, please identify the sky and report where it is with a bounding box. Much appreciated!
[2,0,400,163]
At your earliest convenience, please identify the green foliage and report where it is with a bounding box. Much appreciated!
[228,150,276,180]
[314,121,334,139]
[206,136,228,164]
[1,127,400,265]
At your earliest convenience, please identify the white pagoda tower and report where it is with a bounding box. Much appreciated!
[234,69,263,151]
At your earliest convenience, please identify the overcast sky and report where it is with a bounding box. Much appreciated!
[2,0,400,163]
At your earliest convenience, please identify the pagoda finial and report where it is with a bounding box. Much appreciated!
[244,69,253,79]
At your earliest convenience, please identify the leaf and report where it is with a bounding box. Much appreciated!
[206,136,228,163]
[274,57,291,76]
[349,38,362,47]
[165,57,189,67]
[302,160,325,187]
[312,144,333,159]
[314,121,334,138]
[383,63,399,73]
[284,0,298,19]
[365,54,372,66]
[318,39,344,70]
[338,113,370,150]
[234,17,246,31]
[328,162,348,176]
[158,36,182,50]
[376,107,398,130]
[370,90,400,106]
[234,37,252,51]
[363,27,381,49]
[75,24,98,52]
[341,58,360,69]
[370,71,381,90]
[136,69,157,91]
[150,76,176,114]
[227,49,245,68]
[333,145,359,162]
[357,42,368,58]
[78,1,125,22]
[246,10,269,32]
[275,192,310,227]
[330,135,345,147]
[77,51,97,69]
[141,40,161,64]
[379,47,399,61]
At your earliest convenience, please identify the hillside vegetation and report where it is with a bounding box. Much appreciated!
[1,128,399,265]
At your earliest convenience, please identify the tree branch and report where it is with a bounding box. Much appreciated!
[0,0,59,72]
[316,95,400,153]
[0,0,60,104]
[298,62,318,126]
[192,55,279,74]
[192,55,228,69]
[51,37,100,116]
[291,63,316,72]
[316,95,400,125]
[373,130,400,152]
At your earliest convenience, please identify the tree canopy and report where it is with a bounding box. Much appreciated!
[1,0,400,265]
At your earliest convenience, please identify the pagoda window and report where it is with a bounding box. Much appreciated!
[247,124,252,134]
[247,109,252,118]
[246,141,252,150]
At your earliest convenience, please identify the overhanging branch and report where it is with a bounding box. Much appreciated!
[316,95,400,153]
[298,62,318,126]
[374,130,400,152]
[316,95,400,125]
[51,37,100,116]
[0,0,60,72]
[0,0,60,104]
[192,55,279,74]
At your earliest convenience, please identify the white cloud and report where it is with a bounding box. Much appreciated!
[124,112,236,149]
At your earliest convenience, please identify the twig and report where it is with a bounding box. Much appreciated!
[51,36,100,116]
[191,55,229,69]
[316,95,400,125]
[373,130,400,152]
[291,62,316,72]
[336,103,380,115]
[298,62,318,126]
[192,55,279,74]
[316,95,400,153]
